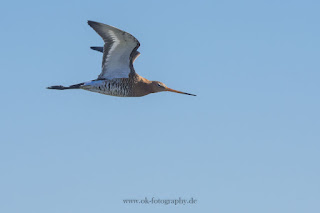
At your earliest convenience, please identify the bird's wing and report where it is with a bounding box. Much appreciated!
[90,46,141,63]
[90,46,104,53]
[88,21,140,79]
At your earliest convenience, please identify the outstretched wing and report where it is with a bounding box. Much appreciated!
[90,46,141,63]
[88,21,140,80]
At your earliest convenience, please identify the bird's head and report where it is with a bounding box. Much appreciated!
[150,81,196,96]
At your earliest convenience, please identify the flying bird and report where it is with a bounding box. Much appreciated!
[47,21,196,97]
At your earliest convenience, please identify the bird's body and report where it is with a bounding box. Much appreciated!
[48,21,195,97]
[83,78,134,97]
[81,76,152,97]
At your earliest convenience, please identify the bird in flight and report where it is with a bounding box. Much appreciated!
[48,21,196,97]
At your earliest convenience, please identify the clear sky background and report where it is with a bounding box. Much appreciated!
[0,0,319,212]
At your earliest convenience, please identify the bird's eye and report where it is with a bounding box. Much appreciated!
[157,83,163,87]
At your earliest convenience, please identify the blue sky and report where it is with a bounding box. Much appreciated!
[1,0,319,212]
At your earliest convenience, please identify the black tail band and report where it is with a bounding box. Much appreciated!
[47,83,84,90]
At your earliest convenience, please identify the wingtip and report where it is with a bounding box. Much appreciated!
[87,20,100,26]
[90,46,104,53]
[87,20,94,26]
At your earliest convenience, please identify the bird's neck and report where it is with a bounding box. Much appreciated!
[132,75,154,96]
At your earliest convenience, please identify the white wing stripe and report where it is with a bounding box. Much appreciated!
[108,30,120,56]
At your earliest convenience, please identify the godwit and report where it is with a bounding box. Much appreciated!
[48,21,196,97]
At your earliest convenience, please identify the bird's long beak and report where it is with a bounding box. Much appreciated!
[166,88,196,96]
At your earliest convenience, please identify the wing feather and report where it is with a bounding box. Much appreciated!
[88,21,140,79]
[90,46,141,63]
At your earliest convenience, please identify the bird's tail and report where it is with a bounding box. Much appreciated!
[47,83,84,90]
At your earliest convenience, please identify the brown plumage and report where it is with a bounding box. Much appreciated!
[47,21,196,97]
